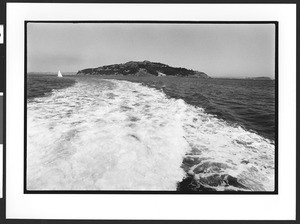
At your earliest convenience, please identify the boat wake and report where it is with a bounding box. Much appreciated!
[27,78,274,191]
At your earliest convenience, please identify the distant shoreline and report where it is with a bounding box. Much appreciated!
[27,72,274,81]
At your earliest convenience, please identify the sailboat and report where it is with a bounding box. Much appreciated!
[57,70,63,78]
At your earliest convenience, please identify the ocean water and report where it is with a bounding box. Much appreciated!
[27,75,275,191]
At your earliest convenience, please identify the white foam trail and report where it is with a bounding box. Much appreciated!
[27,78,189,190]
[180,104,274,191]
[27,78,274,191]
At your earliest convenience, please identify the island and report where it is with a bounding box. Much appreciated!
[245,77,272,80]
[77,60,211,78]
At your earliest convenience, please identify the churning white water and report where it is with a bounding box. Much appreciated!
[27,78,274,191]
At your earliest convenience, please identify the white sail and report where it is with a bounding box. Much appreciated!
[58,70,63,78]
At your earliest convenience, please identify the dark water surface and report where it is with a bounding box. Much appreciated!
[27,74,275,191]
[98,75,275,141]
[27,74,275,141]
[27,75,76,99]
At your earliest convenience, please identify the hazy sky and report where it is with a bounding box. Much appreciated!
[27,23,275,78]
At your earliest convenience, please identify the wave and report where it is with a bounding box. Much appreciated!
[27,78,274,191]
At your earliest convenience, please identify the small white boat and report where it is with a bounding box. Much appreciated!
[57,70,63,78]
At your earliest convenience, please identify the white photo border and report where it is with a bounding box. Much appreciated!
[6,3,296,220]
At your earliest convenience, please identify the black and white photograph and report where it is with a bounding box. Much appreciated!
[25,22,277,193]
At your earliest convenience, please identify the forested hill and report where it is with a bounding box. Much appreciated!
[77,60,210,78]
